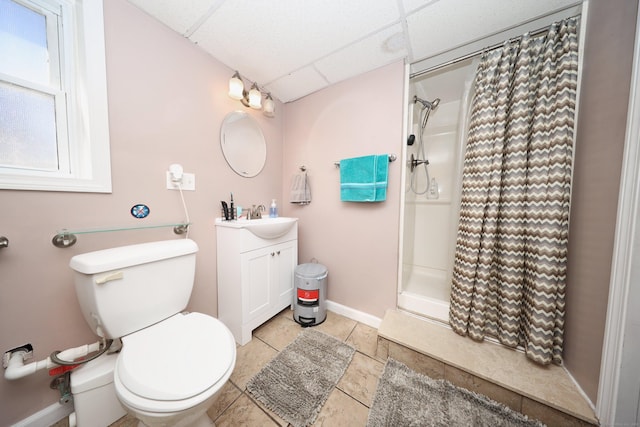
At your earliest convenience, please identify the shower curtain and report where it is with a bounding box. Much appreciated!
[449,16,579,365]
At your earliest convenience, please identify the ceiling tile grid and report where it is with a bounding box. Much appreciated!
[127,0,214,34]
[264,66,330,104]
[127,0,581,104]
[314,24,408,89]
[190,0,400,84]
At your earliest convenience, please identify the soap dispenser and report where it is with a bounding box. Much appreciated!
[269,199,278,218]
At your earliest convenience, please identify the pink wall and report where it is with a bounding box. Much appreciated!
[563,0,638,403]
[0,0,284,423]
[282,62,405,319]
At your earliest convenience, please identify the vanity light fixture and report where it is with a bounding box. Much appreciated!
[227,71,275,117]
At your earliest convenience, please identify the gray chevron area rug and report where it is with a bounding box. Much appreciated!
[247,329,355,427]
[367,358,545,427]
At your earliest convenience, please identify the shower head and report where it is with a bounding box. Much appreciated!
[414,95,440,110]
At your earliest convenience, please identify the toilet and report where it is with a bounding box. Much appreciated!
[68,239,236,427]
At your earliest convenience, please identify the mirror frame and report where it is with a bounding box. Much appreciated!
[220,111,267,177]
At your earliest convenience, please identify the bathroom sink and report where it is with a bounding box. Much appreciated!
[244,217,298,239]
[216,217,298,239]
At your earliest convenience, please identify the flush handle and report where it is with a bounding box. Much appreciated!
[95,271,124,285]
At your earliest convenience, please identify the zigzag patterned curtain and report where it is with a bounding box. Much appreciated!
[449,16,579,365]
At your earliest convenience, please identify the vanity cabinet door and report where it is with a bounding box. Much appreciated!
[240,240,297,324]
[273,240,296,309]
[241,246,272,323]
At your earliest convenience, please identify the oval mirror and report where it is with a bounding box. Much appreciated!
[220,111,267,177]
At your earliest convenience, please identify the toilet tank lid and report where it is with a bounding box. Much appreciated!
[70,239,198,274]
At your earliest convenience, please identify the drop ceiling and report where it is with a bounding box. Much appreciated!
[127,0,580,104]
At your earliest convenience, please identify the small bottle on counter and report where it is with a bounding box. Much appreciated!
[269,199,278,218]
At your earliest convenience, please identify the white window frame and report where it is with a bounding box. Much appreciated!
[0,0,111,193]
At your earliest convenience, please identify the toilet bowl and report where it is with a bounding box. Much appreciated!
[114,313,236,426]
[68,240,236,427]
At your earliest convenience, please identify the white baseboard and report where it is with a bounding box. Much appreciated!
[12,401,73,427]
[326,300,382,329]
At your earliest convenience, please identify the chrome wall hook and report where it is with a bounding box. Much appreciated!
[0,236,8,249]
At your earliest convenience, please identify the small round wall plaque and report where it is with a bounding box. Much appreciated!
[131,204,150,219]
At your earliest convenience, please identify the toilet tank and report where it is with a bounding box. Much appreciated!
[69,239,198,339]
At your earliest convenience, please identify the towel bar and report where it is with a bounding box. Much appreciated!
[51,222,190,248]
[334,154,396,167]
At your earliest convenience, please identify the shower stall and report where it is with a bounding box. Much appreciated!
[397,3,583,324]
[398,58,478,322]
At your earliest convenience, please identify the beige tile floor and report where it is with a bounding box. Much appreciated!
[49,308,596,427]
[206,309,383,426]
[54,309,384,427]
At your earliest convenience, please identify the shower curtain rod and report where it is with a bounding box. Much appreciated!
[410,13,580,79]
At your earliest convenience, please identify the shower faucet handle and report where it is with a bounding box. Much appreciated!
[408,153,429,172]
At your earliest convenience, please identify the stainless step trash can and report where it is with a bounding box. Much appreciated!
[293,263,328,327]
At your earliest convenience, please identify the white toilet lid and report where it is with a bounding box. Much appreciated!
[116,312,234,401]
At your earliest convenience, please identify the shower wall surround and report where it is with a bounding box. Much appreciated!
[399,59,477,322]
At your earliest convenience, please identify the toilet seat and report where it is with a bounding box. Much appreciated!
[114,312,235,413]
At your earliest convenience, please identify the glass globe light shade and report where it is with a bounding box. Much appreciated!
[228,73,244,100]
[263,95,275,117]
[248,84,262,109]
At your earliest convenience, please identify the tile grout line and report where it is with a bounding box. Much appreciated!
[243,390,286,426]
[210,383,245,425]
[343,320,359,343]
[254,334,282,353]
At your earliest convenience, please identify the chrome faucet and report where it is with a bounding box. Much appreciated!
[247,204,266,220]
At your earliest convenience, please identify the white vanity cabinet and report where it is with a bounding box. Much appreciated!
[215,218,298,345]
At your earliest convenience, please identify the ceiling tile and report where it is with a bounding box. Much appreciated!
[264,66,330,103]
[127,0,216,35]
[315,24,408,85]
[189,0,401,85]
[402,0,440,14]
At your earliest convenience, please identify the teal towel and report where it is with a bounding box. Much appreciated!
[340,154,388,202]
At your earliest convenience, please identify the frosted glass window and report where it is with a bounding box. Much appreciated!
[0,0,51,86]
[0,81,58,170]
[0,0,111,192]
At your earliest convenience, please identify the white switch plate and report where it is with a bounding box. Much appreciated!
[166,171,195,191]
